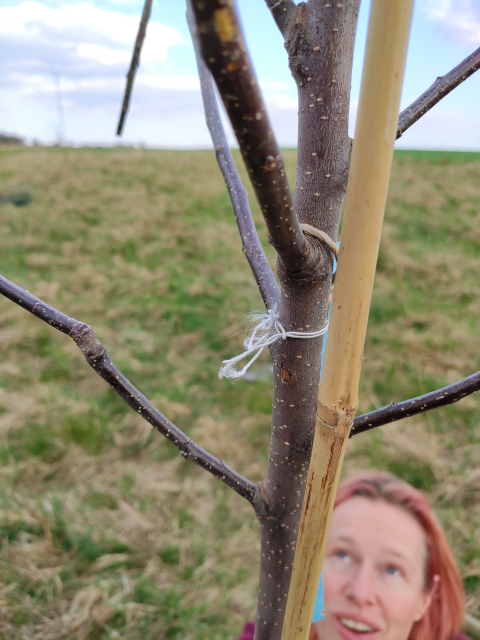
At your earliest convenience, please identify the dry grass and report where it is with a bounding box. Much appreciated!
[0,147,479,638]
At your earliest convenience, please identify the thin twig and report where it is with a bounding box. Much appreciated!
[263,0,297,37]
[351,370,480,436]
[117,0,153,136]
[190,0,309,274]
[0,276,265,512]
[397,46,480,139]
[187,2,280,310]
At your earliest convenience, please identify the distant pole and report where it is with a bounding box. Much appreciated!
[281,1,415,638]
[53,70,67,145]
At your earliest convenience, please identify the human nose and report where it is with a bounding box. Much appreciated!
[343,562,377,606]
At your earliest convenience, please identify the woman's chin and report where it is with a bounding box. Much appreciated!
[331,614,381,640]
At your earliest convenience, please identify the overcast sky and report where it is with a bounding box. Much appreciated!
[1,0,479,149]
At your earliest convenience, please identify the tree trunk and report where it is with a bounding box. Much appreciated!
[256,3,360,637]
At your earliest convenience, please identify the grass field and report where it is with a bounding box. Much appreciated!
[0,146,479,639]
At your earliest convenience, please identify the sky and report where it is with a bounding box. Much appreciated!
[0,0,479,149]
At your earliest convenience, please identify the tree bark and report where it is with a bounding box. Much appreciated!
[264,0,298,36]
[255,3,360,637]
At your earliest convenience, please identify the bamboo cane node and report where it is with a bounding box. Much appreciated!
[315,412,336,429]
[316,399,338,429]
[300,223,339,260]
[316,400,357,431]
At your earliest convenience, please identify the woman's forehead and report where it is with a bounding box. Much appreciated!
[329,495,427,559]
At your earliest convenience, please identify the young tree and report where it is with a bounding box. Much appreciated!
[1,1,479,638]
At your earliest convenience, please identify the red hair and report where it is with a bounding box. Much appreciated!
[334,472,464,640]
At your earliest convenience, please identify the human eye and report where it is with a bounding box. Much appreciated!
[326,544,355,570]
[383,564,402,577]
[334,550,351,563]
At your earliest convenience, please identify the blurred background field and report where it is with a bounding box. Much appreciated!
[0,146,479,639]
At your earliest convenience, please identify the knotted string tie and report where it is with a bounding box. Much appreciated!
[219,225,336,381]
[219,305,329,381]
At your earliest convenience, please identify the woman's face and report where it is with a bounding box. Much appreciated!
[315,496,433,640]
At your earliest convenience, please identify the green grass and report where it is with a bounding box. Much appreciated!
[0,147,479,638]
[394,149,480,164]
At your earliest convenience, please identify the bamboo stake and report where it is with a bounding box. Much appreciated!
[281,1,414,637]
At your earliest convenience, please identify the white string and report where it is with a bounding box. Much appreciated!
[219,305,329,381]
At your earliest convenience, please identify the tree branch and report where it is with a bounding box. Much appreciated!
[116,0,153,136]
[397,46,480,139]
[0,276,267,513]
[351,369,480,436]
[187,2,280,310]
[190,0,310,274]
[263,0,297,37]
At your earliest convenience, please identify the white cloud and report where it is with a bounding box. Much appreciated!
[0,1,195,142]
[77,43,130,66]
[0,2,185,85]
[142,75,200,90]
[421,0,480,44]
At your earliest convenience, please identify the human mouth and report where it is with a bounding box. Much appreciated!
[333,613,380,639]
[339,618,376,634]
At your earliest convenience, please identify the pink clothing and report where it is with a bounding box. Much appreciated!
[237,621,255,640]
